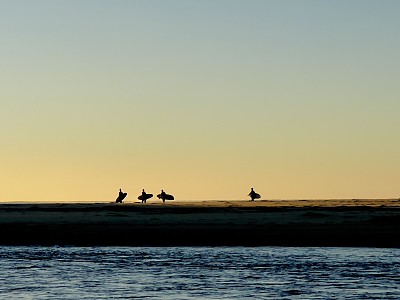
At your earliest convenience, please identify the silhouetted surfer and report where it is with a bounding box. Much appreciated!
[138,189,153,203]
[141,189,146,203]
[116,188,127,203]
[160,190,167,202]
[248,188,260,201]
[157,190,174,203]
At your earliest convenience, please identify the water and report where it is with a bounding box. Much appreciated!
[0,247,399,299]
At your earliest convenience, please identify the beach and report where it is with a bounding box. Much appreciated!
[1,199,399,247]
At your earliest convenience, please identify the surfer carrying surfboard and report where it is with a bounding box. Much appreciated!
[141,189,146,203]
[248,188,261,201]
[139,189,153,203]
[116,188,127,203]
[160,190,167,202]
[157,190,175,203]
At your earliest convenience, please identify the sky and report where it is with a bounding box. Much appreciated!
[1,0,399,201]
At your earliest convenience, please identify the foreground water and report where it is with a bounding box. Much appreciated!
[0,247,399,299]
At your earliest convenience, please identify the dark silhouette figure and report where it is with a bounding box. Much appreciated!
[141,189,146,203]
[157,190,175,203]
[138,189,153,203]
[116,188,127,203]
[248,188,261,201]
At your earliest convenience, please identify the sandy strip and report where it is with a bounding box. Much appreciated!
[0,199,399,247]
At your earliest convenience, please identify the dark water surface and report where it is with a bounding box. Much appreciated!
[0,247,399,299]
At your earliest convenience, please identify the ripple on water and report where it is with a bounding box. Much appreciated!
[0,247,399,299]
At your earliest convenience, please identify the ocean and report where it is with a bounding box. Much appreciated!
[0,247,399,299]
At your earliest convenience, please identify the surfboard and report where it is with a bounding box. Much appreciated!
[165,194,174,200]
[116,192,127,203]
[249,192,261,200]
[157,193,174,201]
[138,194,153,201]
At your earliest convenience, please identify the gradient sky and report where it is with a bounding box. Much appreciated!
[1,1,399,201]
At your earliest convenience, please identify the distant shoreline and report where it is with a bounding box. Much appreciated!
[0,198,399,206]
[0,199,399,247]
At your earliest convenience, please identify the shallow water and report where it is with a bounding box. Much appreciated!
[0,247,399,299]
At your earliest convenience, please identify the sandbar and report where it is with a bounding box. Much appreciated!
[0,199,399,247]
